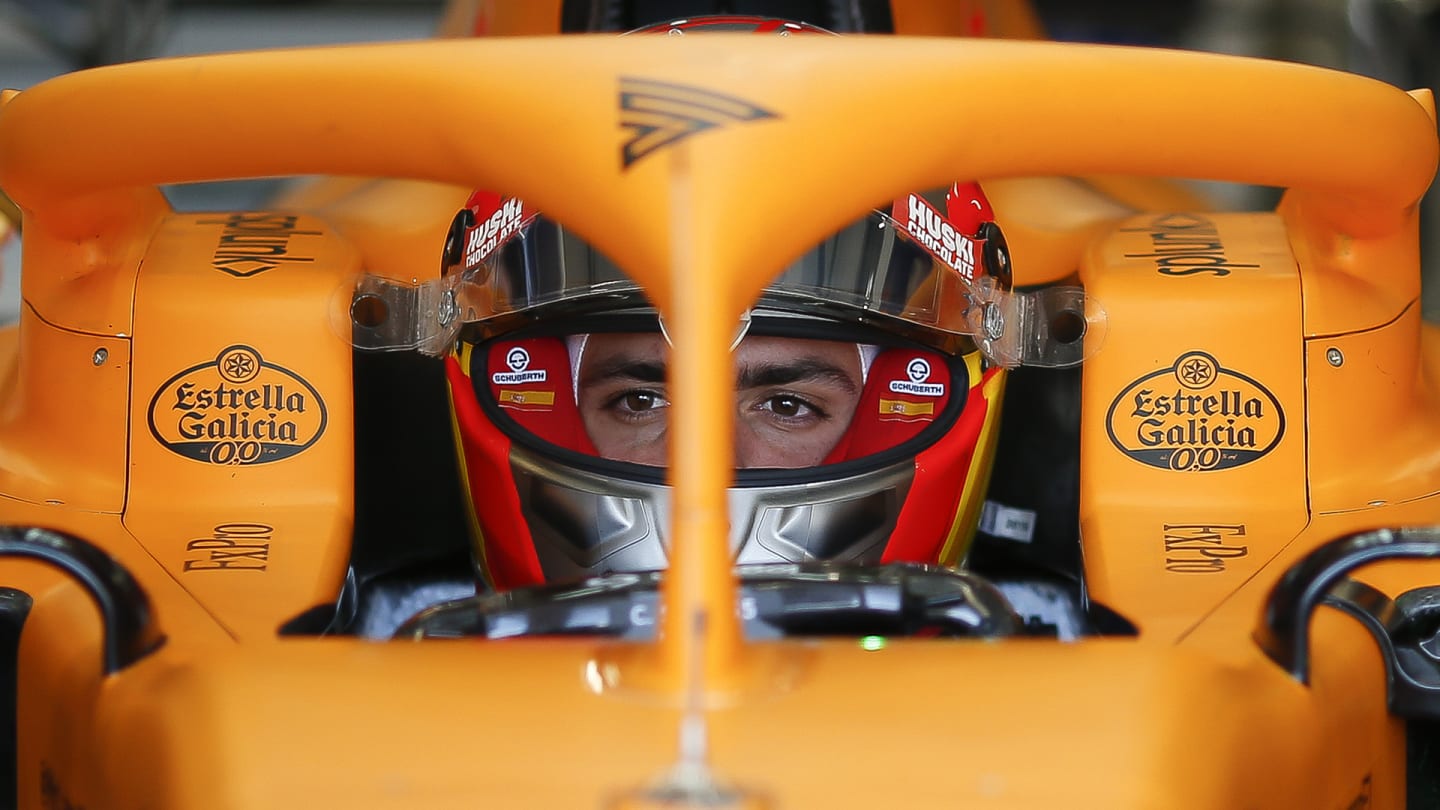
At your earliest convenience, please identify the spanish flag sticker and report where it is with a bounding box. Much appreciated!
[498,389,556,411]
[878,398,934,421]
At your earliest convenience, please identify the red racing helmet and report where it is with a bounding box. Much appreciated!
[442,176,1017,590]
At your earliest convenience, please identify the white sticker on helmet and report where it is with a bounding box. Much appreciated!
[888,356,945,396]
[492,346,548,385]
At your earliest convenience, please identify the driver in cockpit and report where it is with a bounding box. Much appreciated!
[440,173,1014,591]
[338,15,1091,640]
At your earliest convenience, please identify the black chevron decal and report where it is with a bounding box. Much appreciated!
[619,76,778,168]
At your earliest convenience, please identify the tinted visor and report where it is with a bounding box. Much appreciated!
[474,209,955,335]
[351,206,1098,367]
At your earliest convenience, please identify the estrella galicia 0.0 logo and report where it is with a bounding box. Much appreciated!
[1106,351,1284,472]
[147,345,327,465]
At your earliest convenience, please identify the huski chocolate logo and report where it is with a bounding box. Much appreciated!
[148,345,327,465]
[1106,351,1283,472]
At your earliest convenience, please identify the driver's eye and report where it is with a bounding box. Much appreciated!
[768,396,805,417]
[621,391,664,412]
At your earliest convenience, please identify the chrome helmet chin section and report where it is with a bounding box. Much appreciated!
[509,435,916,583]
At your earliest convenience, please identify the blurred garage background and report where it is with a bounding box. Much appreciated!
[0,0,1437,322]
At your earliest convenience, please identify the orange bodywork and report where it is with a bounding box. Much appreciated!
[0,2,1436,807]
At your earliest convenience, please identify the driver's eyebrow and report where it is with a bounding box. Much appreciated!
[737,358,859,392]
[580,355,857,391]
[579,355,667,386]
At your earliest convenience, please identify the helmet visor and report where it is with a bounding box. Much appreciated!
[350,201,1099,367]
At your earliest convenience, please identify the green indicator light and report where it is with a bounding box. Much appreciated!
[860,635,886,652]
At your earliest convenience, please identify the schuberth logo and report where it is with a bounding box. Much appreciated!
[147,345,327,465]
[198,213,319,277]
[1106,351,1283,472]
[619,76,777,168]
[492,346,547,385]
[1121,213,1259,277]
[888,357,945,397]
[878,357,944,421]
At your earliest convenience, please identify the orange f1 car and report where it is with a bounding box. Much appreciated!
[0,1,1438,807]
